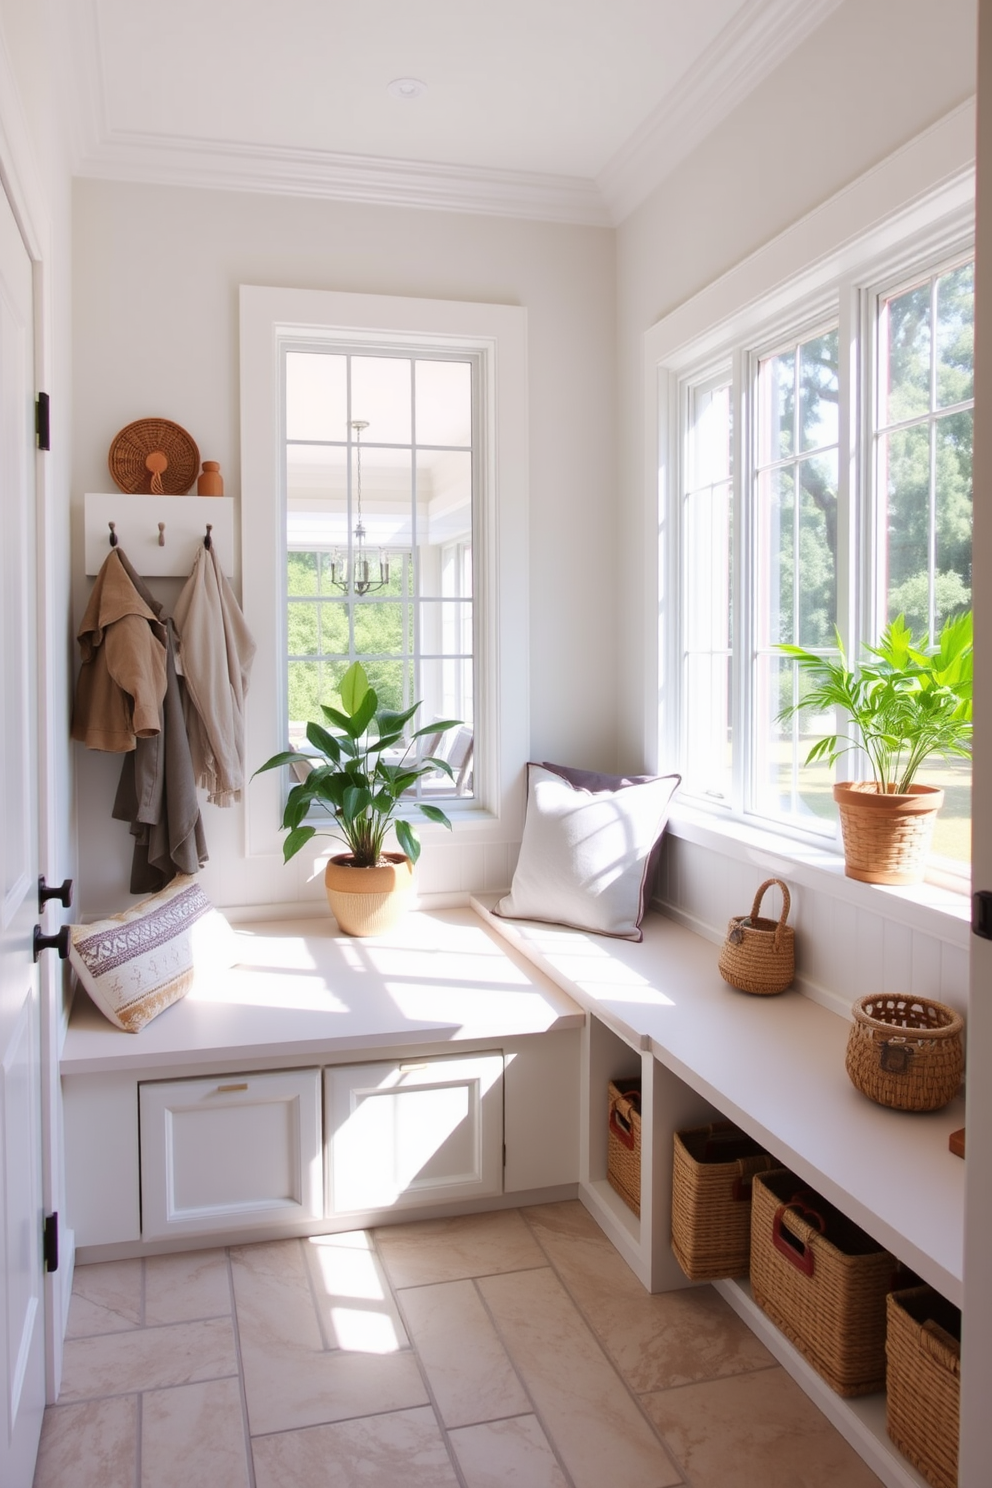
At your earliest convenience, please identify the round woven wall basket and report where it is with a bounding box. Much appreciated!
[845,994,963,1112]
[109,418,200,494]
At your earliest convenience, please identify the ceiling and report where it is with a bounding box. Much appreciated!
[64,0,842,225]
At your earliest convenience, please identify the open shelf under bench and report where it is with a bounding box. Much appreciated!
[473,896,963,1488]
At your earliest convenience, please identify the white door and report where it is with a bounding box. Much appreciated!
[0,180,45,1486]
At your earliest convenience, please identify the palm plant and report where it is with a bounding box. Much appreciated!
[254,662,460,866]
[777,610,973,794]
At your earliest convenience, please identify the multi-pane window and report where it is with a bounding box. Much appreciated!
[284,348,475,799]
[875,260,974,859]
[755,326,840,830]
[681,377,733,805]
[677,251,974,870]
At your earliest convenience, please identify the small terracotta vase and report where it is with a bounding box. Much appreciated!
[323,852,415,936]
[197,461,224,496]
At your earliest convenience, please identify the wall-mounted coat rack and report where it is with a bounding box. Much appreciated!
[83,493,235,577]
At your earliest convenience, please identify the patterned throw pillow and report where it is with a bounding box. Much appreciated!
[69,875,238,1032]
[494,763,681,941]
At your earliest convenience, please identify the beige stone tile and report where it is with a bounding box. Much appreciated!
[145,1248,231,1325]
[399,1278,530,1427]
[643,1367,884,1488]
[251,1405,460,1488]
[141,1377,250,1488]
[479,1267,682,1488]
[450,1415,570,1488]
[232,1237,426,1433]
[304,1230,409,1352]
[374,1209,546,1288]
[33,1396,137,1488]
[59,1317,238,1401]
[526,1200,774,1390]
[66,1258,143,1338]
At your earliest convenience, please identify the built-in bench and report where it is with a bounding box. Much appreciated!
[62,896,960,1488]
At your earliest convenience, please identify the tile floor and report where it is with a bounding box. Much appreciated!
[34,1201,884,1488]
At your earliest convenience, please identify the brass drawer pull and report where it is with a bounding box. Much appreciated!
[216,1082,249,1093]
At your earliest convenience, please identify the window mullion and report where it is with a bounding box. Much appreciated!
[734,345,752,819]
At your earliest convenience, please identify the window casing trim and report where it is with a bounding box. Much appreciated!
[241,286,529,863]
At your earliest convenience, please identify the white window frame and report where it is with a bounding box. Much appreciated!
[644,112,975,906]
[240,286,529,862]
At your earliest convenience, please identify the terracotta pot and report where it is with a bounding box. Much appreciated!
[323,852,415,936]
[833,781,944,885]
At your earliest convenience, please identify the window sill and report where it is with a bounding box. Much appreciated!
[665,804,971,951]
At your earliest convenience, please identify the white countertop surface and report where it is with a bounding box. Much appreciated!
[61,906,584,1077]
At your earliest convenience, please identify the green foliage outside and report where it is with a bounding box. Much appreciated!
[287,550,413,734]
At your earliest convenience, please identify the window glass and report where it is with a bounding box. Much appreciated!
[876,261,974,863]
[285,350,475,800]
[753,327,839,830]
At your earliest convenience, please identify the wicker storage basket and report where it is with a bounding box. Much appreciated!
[886,1286,960,1488]
[607,1079,641,1215]
[717,879,795,994]
[750,1168,900,1396]
[846,995,964,1112]
[671,1122,778,1280]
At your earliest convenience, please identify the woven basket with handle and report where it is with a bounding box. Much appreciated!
[671,1122,777,1280]
[845,994,963,1112]
[718,878,795,995]
[886,1286,960,1488]
[750,1168,903,1396]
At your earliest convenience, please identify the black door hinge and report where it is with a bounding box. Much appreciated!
[973,891,992,940]
[43,1212,59,1273]
[36,392,50,451]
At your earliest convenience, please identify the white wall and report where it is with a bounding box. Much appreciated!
[70,181,616,914]
[614,0,977,998]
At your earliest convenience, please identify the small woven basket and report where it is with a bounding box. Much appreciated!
[108,418,200,494]
[671,1122,777,1280]
[886,1286,960,1488]
[750,1168,901,1396]
[607,1080,641,1216]
[718,878,795,994]
[845,995,963,1112]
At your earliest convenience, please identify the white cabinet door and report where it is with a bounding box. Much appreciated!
[326,1053,504,1215]
[139,1069,323,1241]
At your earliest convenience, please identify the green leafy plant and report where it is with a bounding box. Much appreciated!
[777,610,973,794]
[254,662,461,867]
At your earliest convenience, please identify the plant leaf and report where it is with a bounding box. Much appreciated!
[252,750,302,776]
[305,722,341,761]
[282,825,316,862]
[394,817,421,863]
[339,661,369,716]
[418,803,453,829]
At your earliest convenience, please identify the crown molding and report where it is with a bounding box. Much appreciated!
[597,0,844,223]
[72,130,612,227]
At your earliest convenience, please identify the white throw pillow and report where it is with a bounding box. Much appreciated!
[494,764,680,940]
[69,875,238,1032]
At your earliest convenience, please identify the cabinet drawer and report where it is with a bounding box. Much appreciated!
[139,1068,323,1240]
[326,1052,503,1215]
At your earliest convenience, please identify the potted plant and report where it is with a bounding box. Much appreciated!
[778,610,972,883]
[254,662,460,934]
